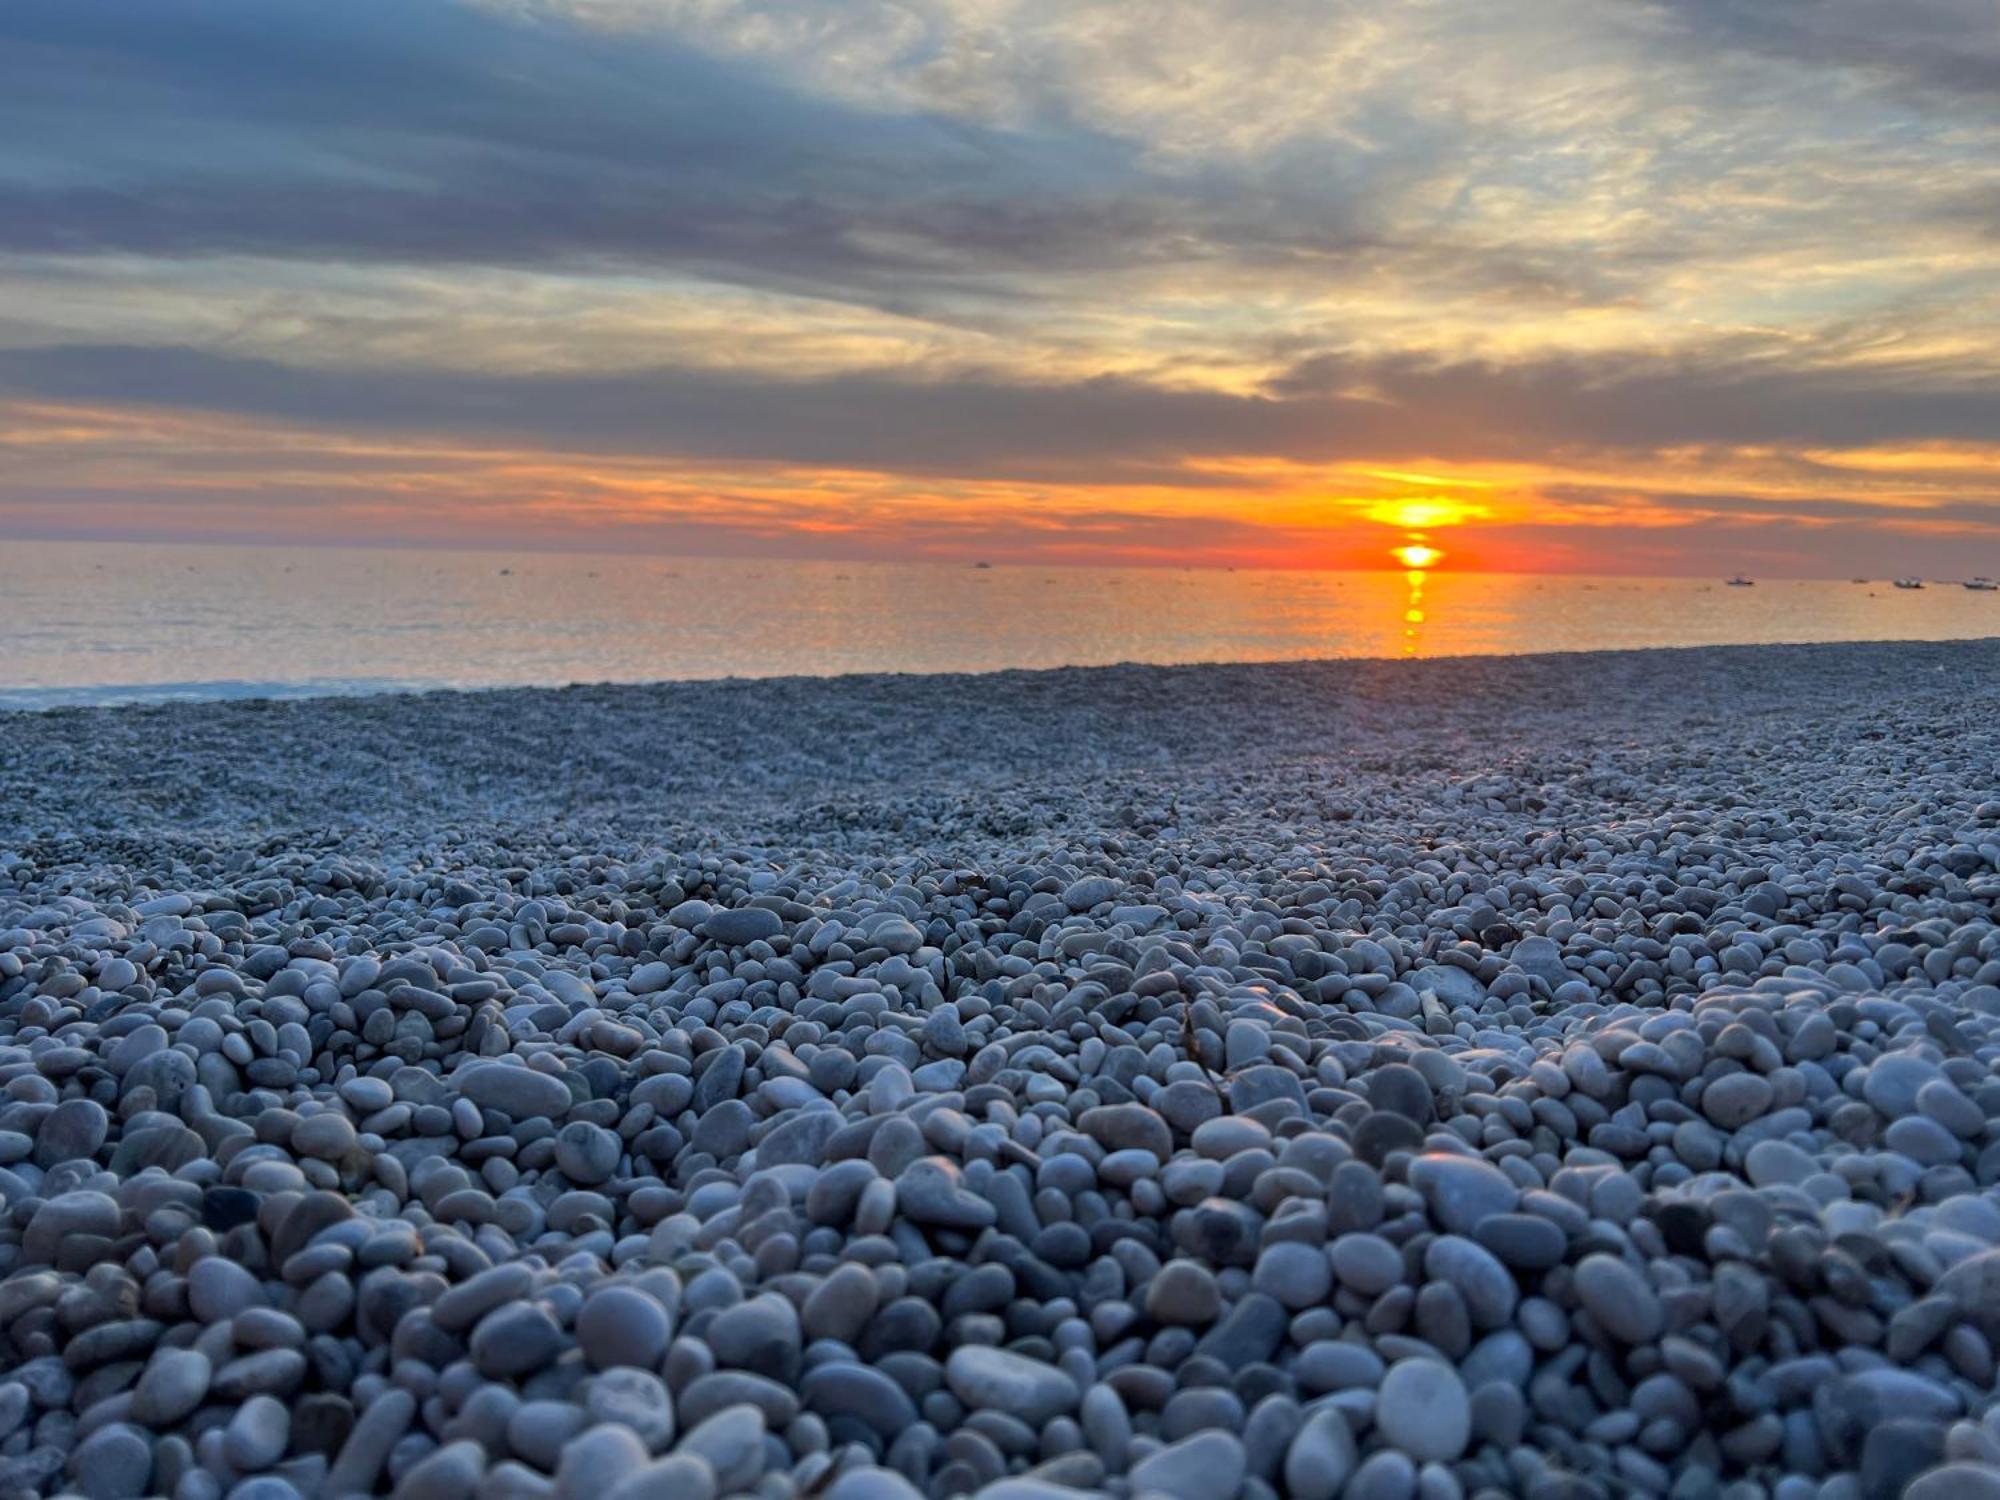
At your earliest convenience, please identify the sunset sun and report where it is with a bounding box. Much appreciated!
[1393,541,1443,569]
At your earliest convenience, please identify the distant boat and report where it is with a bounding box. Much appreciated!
[1966,577,1998,591]
[1851,577,1868,584]
[1893,577,1924,589]
[972,561,993,570]
[1726,575,1754,587]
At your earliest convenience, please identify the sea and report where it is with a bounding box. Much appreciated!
[1,539,1994,710]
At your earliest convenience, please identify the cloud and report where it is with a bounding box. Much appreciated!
[4,338,1998,488]
[0,0,1173,304]
[1644,0,2000,103]
[2,0,1998,571]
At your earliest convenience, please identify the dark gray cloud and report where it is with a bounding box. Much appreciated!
[0,0,1171,297]
[1276,352,2000,454]
[0,0,1669,322]
[1643,0,2000,101]
[5,339,1996,477]
[0,0,1410,307]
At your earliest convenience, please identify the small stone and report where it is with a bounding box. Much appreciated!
[1079,1103,1174,1160]
[585,1368,677,1452]
[1701,1073,1774,1128]
[34,1097,109,1167]
[1573,1253,1663,1343]
[1147,1261,1223,1325]
[1861,1420,1947,1500]
[1373,1359,1470,1463]
[189,1258,264,1321]
[702,907,783,945]
[1284,1407,1357,1500]
[1744,1139,1817,1188]
[555,1121,622,1184]
[604,1457,719,1500]
[672,1404,766,1492]
[1423,1236,1517,1329]
[223,1396,290,1471]
[1346,1449,1417,1500]
[1473,1213,1566,1270]
[798,1364,917,1438]
[324,1392,414,1496]
[821,1469,921,1500]
[471,1303,567,1378]
[456,1062,572,1120]
[579,1286,673,1371]
[895,1158,995,1229]
[1128,1430,1247,1500]
[1254,1241,1333,1310]
[1905,1465,2000,1500]
[945,1346,1080,1425]
[71,1424,153,1500]
[293,1112,358,1159]
[557,1423,650,1496]
[397,1439,487,1500]
[1407,1154,1518,1233]
[132,1347,211,1425]
[1331,1233,1404,1296]
[708,1294,801,1382]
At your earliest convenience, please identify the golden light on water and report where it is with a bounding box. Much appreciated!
[1392,533,1441,655]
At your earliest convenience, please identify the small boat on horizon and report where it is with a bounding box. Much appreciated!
[1726,575,1754,587]
[1966,577,1998,591]
[1893,577,1924,589]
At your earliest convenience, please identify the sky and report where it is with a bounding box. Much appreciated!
[1,0,1997,574]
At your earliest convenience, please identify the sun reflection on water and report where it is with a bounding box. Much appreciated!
[1393,536,1441,654]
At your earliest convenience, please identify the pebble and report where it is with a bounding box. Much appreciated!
[223,1396,290,1471]
[1146,1260,1223,1324]
[131,1348,212,1426]
[673,1405,766,1491]
[1573,1255,1665,1344]
[945,1347,1080,1426]
[71,1424,153,1499]
[472,1304,568,1378]
[578,1286,674,1371]
[1373,1359,1471,1463]
[1128,1430,1247,1500]
[1284,1407,1357,1500]
[1406,1154,1518,1233]
[456,1062,572,1120]
[189,1257,264,1321]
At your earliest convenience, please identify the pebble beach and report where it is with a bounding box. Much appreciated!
[4,638,2000,1500]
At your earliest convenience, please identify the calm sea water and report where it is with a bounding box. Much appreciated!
[1,540,1994,708]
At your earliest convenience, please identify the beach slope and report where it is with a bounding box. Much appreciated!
[2,640,1998,1498]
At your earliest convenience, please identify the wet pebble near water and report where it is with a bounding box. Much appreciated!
[1,642,1999,1499]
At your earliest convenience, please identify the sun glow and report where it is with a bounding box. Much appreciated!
[1393,542,1442,568]
[1367,497,1482,531]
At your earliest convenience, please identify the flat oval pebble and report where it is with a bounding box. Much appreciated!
[944,1346,1081,1425]
[1373,1358,1471,1462]
[1573,1253,1665,1344]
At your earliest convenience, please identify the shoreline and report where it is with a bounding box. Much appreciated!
[7,631,2000,718]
